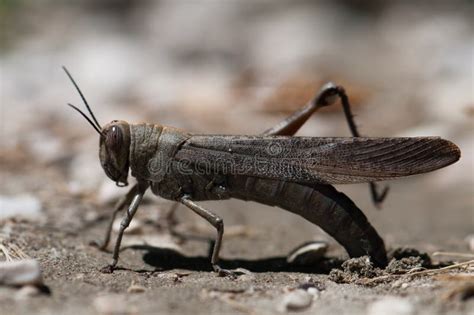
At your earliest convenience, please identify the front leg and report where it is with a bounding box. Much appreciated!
[91,183,138,250]
[180,196,235,277]
[101,182,148,273]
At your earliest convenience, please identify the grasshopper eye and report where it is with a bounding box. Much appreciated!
[107,126,123,148]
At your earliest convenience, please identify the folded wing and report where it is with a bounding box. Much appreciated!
[175,135,460,184]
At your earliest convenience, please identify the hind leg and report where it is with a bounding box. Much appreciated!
[262,83,389,207]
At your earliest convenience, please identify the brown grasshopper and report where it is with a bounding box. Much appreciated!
[63,67,460,276]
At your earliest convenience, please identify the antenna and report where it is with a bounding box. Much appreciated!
[62,66,102,130]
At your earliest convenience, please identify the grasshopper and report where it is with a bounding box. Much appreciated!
[63,67,460,275]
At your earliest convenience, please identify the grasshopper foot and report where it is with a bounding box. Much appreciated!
[100,264,115,274]
[213,265,245,278]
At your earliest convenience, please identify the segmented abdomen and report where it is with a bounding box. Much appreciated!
[227,175,388,267]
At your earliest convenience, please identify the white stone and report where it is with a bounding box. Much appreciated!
[307,287,320,297]
[466,234,474,252]
[287,241,328,265]
[0,260,43,286]
[0,195,42,221]
[15,285,41,299]
[280,289,313,312]
[367,296,414,315]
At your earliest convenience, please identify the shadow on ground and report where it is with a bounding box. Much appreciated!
[122,244,342,274]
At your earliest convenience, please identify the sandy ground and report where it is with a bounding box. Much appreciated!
[1,1,473,314]
[0,167,473,315]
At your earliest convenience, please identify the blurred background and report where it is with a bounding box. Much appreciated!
[1,0,473,259]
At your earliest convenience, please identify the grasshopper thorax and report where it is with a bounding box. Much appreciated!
[99,120,131,187]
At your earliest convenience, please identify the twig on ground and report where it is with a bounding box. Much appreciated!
[0,244,13,261]
[0,240,30,261]
[357,260,474,285]
[432,252,474,259]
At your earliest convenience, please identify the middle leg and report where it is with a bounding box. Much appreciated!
[180,196,237,276]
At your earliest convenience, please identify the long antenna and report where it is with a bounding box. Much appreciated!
[62,66,102,129]
[67,103,104,136]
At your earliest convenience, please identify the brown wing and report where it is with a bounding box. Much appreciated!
[174,135,460,185]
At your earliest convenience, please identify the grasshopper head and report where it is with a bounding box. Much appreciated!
[63,67,132,187]
[99,120,131,186]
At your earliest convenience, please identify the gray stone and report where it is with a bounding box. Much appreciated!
[0,260,43,286]
[0,195,42,221]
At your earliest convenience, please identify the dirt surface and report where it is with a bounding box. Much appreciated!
[1,150,473,315]
[1,1,473,315]
[1,206,473,315]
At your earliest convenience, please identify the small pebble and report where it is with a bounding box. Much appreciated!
[127,283,146,293]
[50,248,61,259]
[15,285,41,299]
[287,241,328,265]
[465,234,474,252]
[367,297,414,315]
[280,289,313,312]
[84,210,100,223]
[93,294,135,315]
[74,273,85,281]
[307,287,319,297]
[0,259,43,286]
[0,195,42,221]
